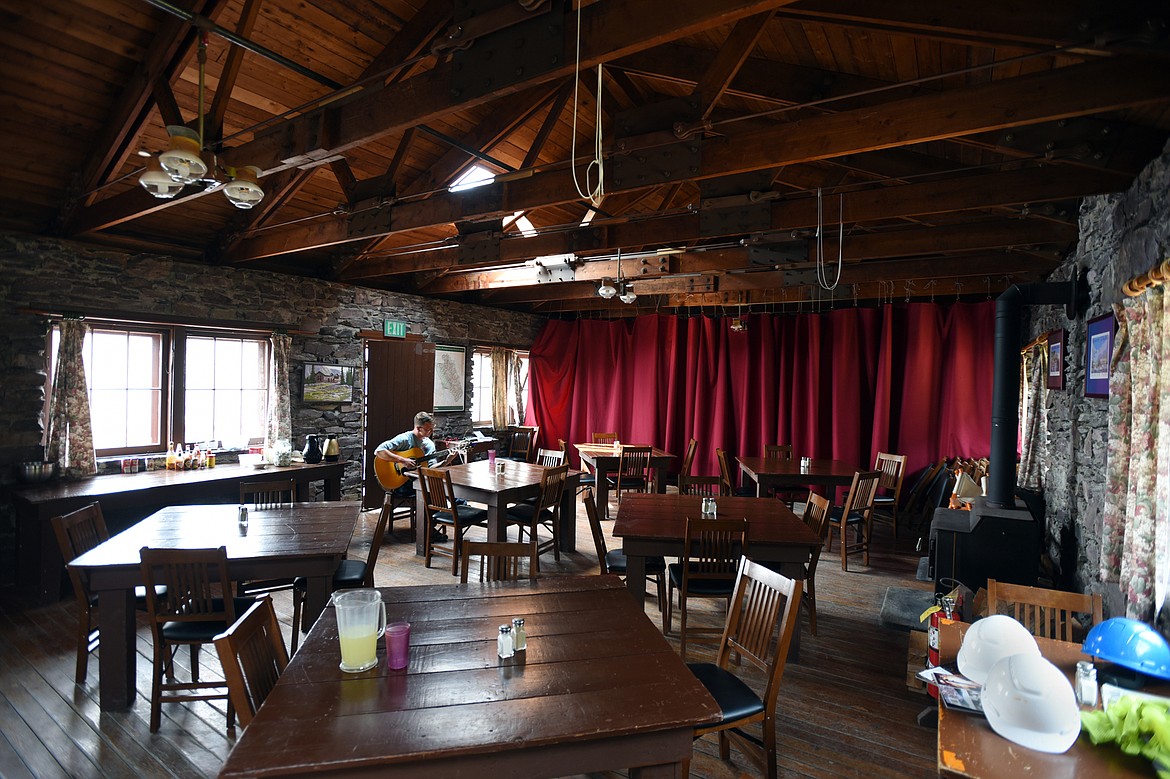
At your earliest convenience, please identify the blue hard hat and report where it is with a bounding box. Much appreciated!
[1082,617,1170,680]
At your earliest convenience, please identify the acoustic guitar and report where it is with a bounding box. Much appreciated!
[373,441,469,491]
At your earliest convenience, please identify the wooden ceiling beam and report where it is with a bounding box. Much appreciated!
[229,56,1168,262]
[692,11,776,121]
[206,0,262,142]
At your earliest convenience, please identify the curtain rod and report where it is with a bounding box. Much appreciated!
[1019,332,1049,354]
[19,306,314,335]
[1122,258,1170,297]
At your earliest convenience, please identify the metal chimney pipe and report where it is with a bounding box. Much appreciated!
[987,279,1080,507]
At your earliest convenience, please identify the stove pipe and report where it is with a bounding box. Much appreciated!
[988,279,1082,507]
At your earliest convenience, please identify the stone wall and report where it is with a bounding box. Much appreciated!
[1024,141,1170,616]
[0,232,546,581]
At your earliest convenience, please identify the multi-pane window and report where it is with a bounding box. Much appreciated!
[48,323,269,456]
[470,349,529,427]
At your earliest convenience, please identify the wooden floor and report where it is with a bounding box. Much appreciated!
[0,497,940,779]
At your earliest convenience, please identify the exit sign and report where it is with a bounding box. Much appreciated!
[383,319,408,338]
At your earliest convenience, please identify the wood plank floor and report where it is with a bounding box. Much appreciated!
[0,498,940,778]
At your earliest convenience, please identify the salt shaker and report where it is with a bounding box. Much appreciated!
[237,505,249,526]
[1075,661,1098,707]
[511,618,527,651]
[497,625,515,659]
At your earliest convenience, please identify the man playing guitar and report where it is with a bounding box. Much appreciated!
[373,411,459,493]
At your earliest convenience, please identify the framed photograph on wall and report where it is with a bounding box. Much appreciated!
[1046,328,1065,390]
[1085,314,1116,398]
[303,363,355,403]
[433,344,466,412]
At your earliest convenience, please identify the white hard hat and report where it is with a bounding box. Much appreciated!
[957,614,1040,685]
[981,653,1080,753]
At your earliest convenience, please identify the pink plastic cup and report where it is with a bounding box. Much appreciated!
[386,622,411,670]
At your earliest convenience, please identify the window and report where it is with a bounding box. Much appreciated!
[470,349,529,427]
[47,322,269,457]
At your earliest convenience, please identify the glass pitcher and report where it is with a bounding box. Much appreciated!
[333,589,386,672]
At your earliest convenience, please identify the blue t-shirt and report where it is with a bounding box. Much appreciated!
[375,431,436,460]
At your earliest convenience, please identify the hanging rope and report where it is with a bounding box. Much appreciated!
[814,188,843,291]
[569,1,604,207]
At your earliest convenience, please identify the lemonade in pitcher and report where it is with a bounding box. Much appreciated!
[339,631,379,670]
[333,589,386,672]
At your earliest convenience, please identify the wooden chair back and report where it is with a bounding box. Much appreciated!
[799,492,832,635]
[683,516,747,589]
[51,501,109,683]
[535,447,565,467]
[508,426,540,461]
[140,546,237,625]
[830,469,882,571]
[358,493,394,588]
[802,492,833,545]
[678,474,721,497]
[987,579,1103,642]
[679,437,698,477]
[715,448,735,496]
[765,444,793,461]
[582,489,610,575]
[239,479,296,508]
[615,445,654,502]
[460,541,536,583]
[591,431,619,445]
[874,452,906,497]
[214,596,289,729]
[419,467,457,515]
[534,463,570,512]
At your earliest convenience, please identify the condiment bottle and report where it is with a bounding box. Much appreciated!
[1076,661,1098,707]
[512,618,526,651]
[238,505,249,526]
[497,625,515,659]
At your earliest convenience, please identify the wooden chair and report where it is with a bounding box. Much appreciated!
[51,501,161,684]
[583,489,667,628]
[239,478,295,508]
[591,431,619,445]
[289,493,394,652]
[605,444,654,518]
[237,478,298,596]
[798,492,832,636]
[373,452,417,541]
[535,447,565,466]
[505,463,568,570]
[666,516,748,660]
[676,437,698,488]
[764,444,793,461]
[986,579,1103,642]
[505,425,540,462]
[871,452,907,537]
[678,474,721,497]
[139,545,255,732]
[214,596,289,729]
[826,469,882,571]
[715,448,754,496]
[460,541,536,583]
[687,558,802,779]
[418,466,488,576]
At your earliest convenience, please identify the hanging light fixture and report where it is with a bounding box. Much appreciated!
[597,277,617,298]
[138,33,264,210]
[619,281,637,304]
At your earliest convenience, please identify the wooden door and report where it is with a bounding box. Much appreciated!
[364,339,435,510]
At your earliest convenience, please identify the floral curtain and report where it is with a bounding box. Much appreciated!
[46,320,96,478]
[265,333,292,451]
[1102,290,1169,620]
[511,351,526,425]
[491,347,510,428]
[1017,343,1047,490]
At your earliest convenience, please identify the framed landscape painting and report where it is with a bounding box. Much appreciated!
[303,363,355,403]
[1046,329,1065,390]
[1085,314,1116,398]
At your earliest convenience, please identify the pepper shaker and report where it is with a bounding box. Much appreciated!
[512,618,527,651]
[497,625,515,659]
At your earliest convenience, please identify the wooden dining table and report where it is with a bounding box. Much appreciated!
[68,501,361,711]
[218,576,720,779]
[736,455,858,497]
[411,459,580,556]
[613,493,821,658]
[574,443,675,514]
[937,620,1158,778]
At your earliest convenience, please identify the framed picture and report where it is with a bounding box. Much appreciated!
[1085,314,1116,398]
[433,344,466,412]
[1046,329,1065,390]
[303,363,355,403]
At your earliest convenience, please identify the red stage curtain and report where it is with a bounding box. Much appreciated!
[526,303,994,480]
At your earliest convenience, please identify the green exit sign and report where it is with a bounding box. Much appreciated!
[383,319,408,338]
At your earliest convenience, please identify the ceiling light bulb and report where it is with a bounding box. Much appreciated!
[138,156,184,199]
[598,277,617,299]
[158,125,207,184]
[619,282,637,304]
[224,166,265,209]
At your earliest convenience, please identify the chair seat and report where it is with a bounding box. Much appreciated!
[605,475,647,489]
[667,563,736,596]
[873,496,896,505]
[605,549,665,575]
[829,506,866,525]
[161,597,256,642]
[292,558,370,594]
[433,506,488,526]
[505,503,553,523]
[688,662,765,723]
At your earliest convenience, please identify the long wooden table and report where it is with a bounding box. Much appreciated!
[575,443,675,515]
[218,576,720,778]
[613,493,820,658]
[69,501,361,711]
[736,455,857,497]
[937,621,1155,778]
[412,459,580,556]
[8,460,347,605]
